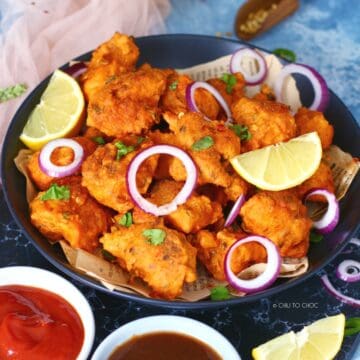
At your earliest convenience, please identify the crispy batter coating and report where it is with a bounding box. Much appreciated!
[81,140,158,213]
[81,33,139,101]
[224,166,252,201]
[100,223,197,299]
[193,228,266,281]
[30,177,111,252]
[87,66,168,137]
[231,97,296,152]
[252,84,276,102]
[295,107,334,149]
[27,137,97,191]
[148,180,223,233]
[240,191,312,258]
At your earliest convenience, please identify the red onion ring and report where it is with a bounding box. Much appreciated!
[126,145,197,216]
[274,63,329,111]
[224,235,281,293]
[304,189,339,234]
[185,81,233,124]
[321,275,360,307]
[229,47,267,85]
[336,260,360,283]
[39,138,84,178]
[350,238,360,247]
[64,62,88,78]
[224,194,245,227]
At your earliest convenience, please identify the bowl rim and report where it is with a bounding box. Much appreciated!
[91,315,241,360]
[1,33,360,309]
[0,265,95,360]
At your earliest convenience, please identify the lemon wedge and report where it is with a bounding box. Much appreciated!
[20,70,85,150]
[252,313,345,360]
[230,132,322,191]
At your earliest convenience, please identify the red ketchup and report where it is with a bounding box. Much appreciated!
[0,285,84,360]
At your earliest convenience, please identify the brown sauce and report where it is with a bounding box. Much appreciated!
[108,331,223,360]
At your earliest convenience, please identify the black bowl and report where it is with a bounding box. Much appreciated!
[1,34,360,309]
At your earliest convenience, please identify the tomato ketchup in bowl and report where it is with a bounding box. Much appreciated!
[0,266,94,360]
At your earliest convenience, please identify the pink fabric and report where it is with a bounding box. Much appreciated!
[0,0,170,158]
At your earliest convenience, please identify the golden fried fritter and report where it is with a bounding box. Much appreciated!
[100,223,197,299]
[27,137,97,191]
[148,180,223,233]
[81,140,158,213]
[30,177,111,252]
[252,84,276,102]
[193,228,266,281]
[231,97,296,152]
[81,32,139,100]
[224,167,252,201]
[240,191,312,258]
[87,66,168,138]
[295,107,334,149]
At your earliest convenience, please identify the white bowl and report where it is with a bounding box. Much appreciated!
[0,266,95,360]
[92,315,241,359]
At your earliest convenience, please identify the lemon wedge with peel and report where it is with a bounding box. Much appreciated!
[230,132,322,191]
[252,313,345,360]
[20,70,85,150]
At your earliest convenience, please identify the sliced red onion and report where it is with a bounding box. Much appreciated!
[224,194,245,227]
[336,260,360,283]
[224,235,281,293]
[321,275,360,307]
[127,145,197,216]
[304,189,339,234]
[64,62,87,78]
[185,81,233,124]
[350,238,360,247]
[229,47,267,85]
[274,63,329,111]
[39,138,84,178]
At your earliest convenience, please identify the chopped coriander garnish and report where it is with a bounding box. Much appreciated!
[0,83,27,103]
[345,317,360,337]
[272,48,296,63]
[310,230,324,243]
[41,183,70,201]
[93,136,106,145]
[119,212,132,227]
[143,229,166,245]
[191,136,214,151]
[229,124,251,141]
[105,75,117,84]
[169,80,178,90]
[220,73,237,94]
[210,285,231,301]
[114,141,135,160]
[102,249,116,262]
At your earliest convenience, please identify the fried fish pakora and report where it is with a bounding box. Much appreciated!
[100,223,197,299]
[231,97,296,152]
[30,177,111,252]
[81,140,158,213]
[87,66,168,138]
[240,191,312,258]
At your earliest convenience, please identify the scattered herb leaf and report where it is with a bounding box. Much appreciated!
[143,229,166,245]
[119,212,132,227]
[345,317,360,337]
[191,136,214,151]
[62,211,71,220]
[41,183,70,201]
[114,141,135,160]
[229,124,251,141]
[105,75,117,84]
[102,249,116,262]
[0,83,27,103]
[169,80,178,90]
[272,48,296,62]
[210,286,231,301]
[220,73,237,94]
[310,230,324,243]
[136,137,145,145]
[93,136,106,145]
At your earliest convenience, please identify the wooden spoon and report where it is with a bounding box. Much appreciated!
[234,0,299,41]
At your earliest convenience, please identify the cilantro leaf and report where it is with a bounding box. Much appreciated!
[169,80,178,90]
[119,212,132,227]
[229,124,251,141]
[191,136,214,151]
[0,83,27,103]
[272,48,296,63]
[102,249,116,262]
[136,137,145,145]
[41,183,70,201]
[114,141,135,160]
[143,229,166,245]
[105,75,117,84]
[210,286,231,301]
[345,317,360,337]
[220,73,237,94]
[310,230,324,243]
[93,136,106,145]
